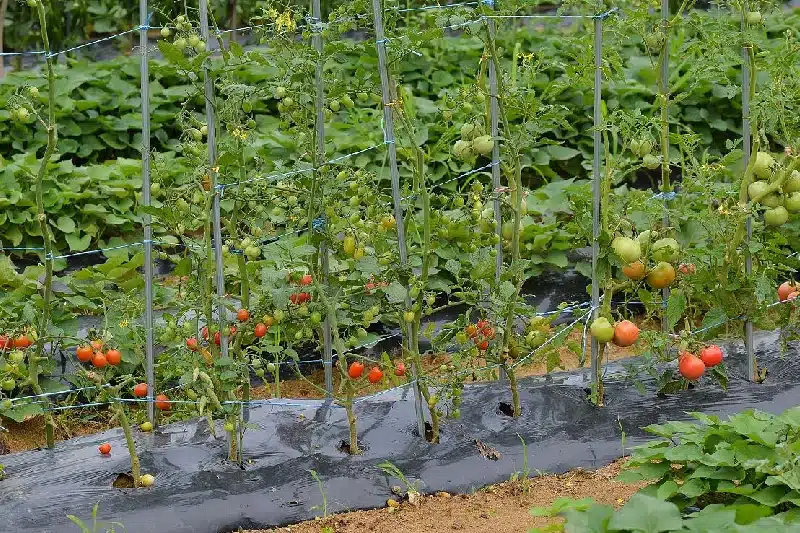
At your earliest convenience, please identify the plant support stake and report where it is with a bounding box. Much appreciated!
[139,0,155,426]
[371,0,426,438]
[590,14,603,398]
[311,0,333,395]
[660,0,671,352]
[742,17,755,381]
[199,0,238,460]
[487,11,504,382]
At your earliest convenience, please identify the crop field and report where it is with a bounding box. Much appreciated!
[1,0,800,531]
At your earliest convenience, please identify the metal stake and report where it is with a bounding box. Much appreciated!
[371,0,426,437]
[311,0,333,395]
[590,15,603,394]
[200,0,236,459]
[140,0,155,426]
[742,19,755,381]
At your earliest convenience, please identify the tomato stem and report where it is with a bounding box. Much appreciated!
[114,401,141,487]
[31,0,57,449]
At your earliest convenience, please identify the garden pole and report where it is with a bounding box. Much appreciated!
[200,0,236,459]
[660,0,670,351]
[742,21,755,382]
[311,0,333,396]
[590,14,602,396]
[139,0,155,426]
[372,0,427,437]
[488,10,505,382]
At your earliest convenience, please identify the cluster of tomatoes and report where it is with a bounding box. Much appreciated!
[347,360,406,384]
[463,319,496,352]
[678,345,723,380]
[132,382,172,410]
[614,231,685,291]
[590,318,640,348]
[0,333,33,351]
[288,272,313,305]
[75,340,122,369]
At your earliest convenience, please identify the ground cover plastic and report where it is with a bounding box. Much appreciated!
[1,329,799,533]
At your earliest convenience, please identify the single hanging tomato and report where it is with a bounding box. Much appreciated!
[237,309,250,322]
[154,394,171,411]
[679,353,705,380]
[14,335,32,349]
[106,349,122,366]
[348,361,364,379]
[699,345,723,367]
[133,383,148,398]
[76,345,94,362]
[612,320,639,347]
[254,323,268,337]
[186,337,199,351]
[395,362,406,377]
[92,352,108,369]
[368,367,384,384]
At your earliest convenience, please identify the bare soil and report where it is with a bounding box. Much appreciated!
[240,460,645,533]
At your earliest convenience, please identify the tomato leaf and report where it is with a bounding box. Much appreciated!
[608,494,683,533]
[665,289,686,329]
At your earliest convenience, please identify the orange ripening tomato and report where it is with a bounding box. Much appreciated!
[622,261,646,281]
[133,383,148,398]
[14,335,32,349]
[699,345,723,367]
[778,281,799,301]
[154,394,171,411]
[394,362,406,377]
[612,320,639,347]
[237,309,250,322]
[91,352,108,369]
[105,349,122,366]
[254,323,268,338]
[76,345,94,362]
[98,443,111,455]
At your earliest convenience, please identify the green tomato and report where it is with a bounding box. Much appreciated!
[311,312,322,325]
[1,399,12,410]
[455,331,468,344]
[224,422,235,432]
[174,37,187,50]
[753,151,775,180]
[295,330,304,341]
[266,362,277,373]
[745,11,762,25]
[140,421,153,432]
[245,246,261,260]
[274,86,287,99]
[642,154,661,169]
[356,328,368,339]
[1,379,15,392]
[650,238,680,263]
[160,27,171,38]
[9,350,25,364]
[590,318,614,344]
[785,192,800,213]
[611,236,641,264]
[765,206,789,227]
[273,310,285,323]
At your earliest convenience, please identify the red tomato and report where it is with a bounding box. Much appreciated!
[90,340,104,351]
[394,362,406,377]
[92,352,108,369]
[254,323,268,337]
[300,274,313,286]
[300,292,312,303]
[229,326,237,336]
[678,263,696,275]
[106,349,122,366]
[186,337,199,351]
[201,326,209,340]
[368,367,384,384]
[679,353,705,380]
[155,394,171,411]
[477,339,489,351]
[348,361,364,379]
[476,319,489,330]
[98,442,111,455]
[133,383,148,398]
[0,335,10,351]
[214,332,221,345]
[237,309,250,322]
[76,345,94,362]
[465,324,478,338]
[14,335,32,349]
[612,320,640,347]
[481,326,496,340]
[699,345,724,367]
[289,293,300,305]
